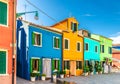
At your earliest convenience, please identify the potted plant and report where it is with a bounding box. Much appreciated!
[52,73,57,79]
[30,73,36,81]
[95,62,99,74]
[84,66,89,76]
[98,65,103,74]
[89,65,94,75]
[60,70,66,78]
[41,74,46,81]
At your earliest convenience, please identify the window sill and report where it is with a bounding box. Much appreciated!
[0,74,9,76]
[53,47,60,50]
[33,45,42,47]
[32,71,40,73]
[0,24,8,27]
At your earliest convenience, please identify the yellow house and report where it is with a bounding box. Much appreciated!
[52,17,83,76]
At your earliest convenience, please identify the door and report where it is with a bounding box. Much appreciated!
[70,61,76,76]
[42,58,51,78]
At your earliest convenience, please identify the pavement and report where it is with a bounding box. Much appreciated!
[17,72,120,84]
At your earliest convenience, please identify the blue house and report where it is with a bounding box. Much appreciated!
[79,29,100,72]
[17,19,62,80]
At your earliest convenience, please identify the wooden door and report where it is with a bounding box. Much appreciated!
[70,61,76,76]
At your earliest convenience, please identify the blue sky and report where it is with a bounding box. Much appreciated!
[17,0,120,44]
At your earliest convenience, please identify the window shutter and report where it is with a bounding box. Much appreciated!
[39,34,41,45]
[58,38,60,48]
[30,58,33,73]
[54,37,56,48]
[58,60,60,70]
[0,2,7,25]
[32,32,35,45]
[0,51,6,74]
[52,59,55,71]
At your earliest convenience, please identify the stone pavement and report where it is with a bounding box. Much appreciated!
[17,73,120,84]
[59,73,120,84]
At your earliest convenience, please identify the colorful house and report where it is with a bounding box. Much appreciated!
[17,19,62,80]
[52,17,84,76]
[0,0,16,84]
[112,48,120,67]
[79,29,100,72]
[91,34,112,65]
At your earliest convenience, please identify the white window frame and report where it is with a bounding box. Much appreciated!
[64,38,70,50]
[33,31,42,47]
[0,49,8,75]
[76,41,81,52]
[53,36,60,49]
[0,1,8,27]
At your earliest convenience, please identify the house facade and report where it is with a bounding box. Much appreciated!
[17,20,62,80]
[79,30,100,72]
[0,0,16,84]
[91,34,112,65]
[52,17,84,76]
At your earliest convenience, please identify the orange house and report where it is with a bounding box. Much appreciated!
[0,0,16,84]
[52,17,84,76]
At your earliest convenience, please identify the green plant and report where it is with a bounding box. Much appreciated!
[52,72,57,76]
[30,73,36,77]
[41,74,46,77]
[84,66,89,73]
[89,65,93,72]
[60,70,66,75]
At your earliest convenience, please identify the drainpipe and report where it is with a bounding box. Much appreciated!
[12,0,16,84]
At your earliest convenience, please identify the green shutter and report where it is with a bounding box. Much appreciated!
[30,58,33,73]
[38,59,42,72]
[58,38,60,48]
[58,60,60,70]
[32,32,35,45]
[52,59,55,71]
[0,51,6,74]
[0,2,7,25]
[39,34,41,46]
[54,37,56,48]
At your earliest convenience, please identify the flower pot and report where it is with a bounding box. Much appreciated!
[99,71,102,74]
[84,72,88,76]
[41,76,46,81]
[96,72,98,74]
[31,77,35,81]
[53,75,57,79]
[90,72,94,75]
[60,74,64,78]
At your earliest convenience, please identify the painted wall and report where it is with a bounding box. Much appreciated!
[84,37,100,61]
[17,20,62,80]
[91,34,112,61]
[0,0,16,84]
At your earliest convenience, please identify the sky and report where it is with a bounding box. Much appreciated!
[17,0,120,44]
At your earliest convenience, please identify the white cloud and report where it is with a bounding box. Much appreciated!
[81,14,95,17]
[109,32,120,44]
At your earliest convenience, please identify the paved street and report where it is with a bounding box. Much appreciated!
[17,73,120,84]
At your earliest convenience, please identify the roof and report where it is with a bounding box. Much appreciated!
[78,29,89,33]
[22,20,63,34]
[51,17,78,27]
[112,48,120,54]
[92,33,113,41]
[113,44,120,46]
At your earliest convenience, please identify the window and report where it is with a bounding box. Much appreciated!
[64,39,69,49]
[53,37,60,49]
[108,47,112,54]
[0,1,7,25]
[77,42,80,51]
[76,61,82,69]
[30,58,41,73]
[95,46,98,52]
[101,45,104,53]
[32,32,42,46]
[64,61,70,70]
[85,43,88,51]
[71,22,77,32]
[0,51,6,74]
[52,59,60,70]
